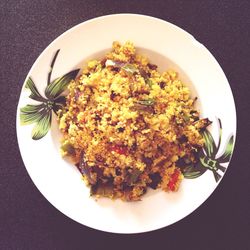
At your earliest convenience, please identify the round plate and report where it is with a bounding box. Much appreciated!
[16,14,236,233]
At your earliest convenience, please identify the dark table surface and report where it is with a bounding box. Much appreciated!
[1,0,250,249]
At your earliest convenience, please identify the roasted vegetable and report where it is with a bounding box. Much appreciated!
[105,59,125,68]
[105,60,138,75]
[77,152,95,185]
[194,118,212,130]
[125,168,142,186]
[136,99,155,106]
[61,141,75,155]
[147,63,157,70]
[90,181,114,197]
[167,169,181,191]
[110,144,128,155]
[122,64,138,74]
[148,173,161,189]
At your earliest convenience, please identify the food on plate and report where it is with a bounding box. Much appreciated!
[58,41,211,201]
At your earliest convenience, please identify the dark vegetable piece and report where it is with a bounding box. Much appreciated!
[90,181,114,197]
[120,182,131,191]
[94,114,102,121]
[111,67,120,73]
[192,147,201,162]
[131,142,137,151]
[139,68,148,79]
[77,152,95,184]
[133,103,154,113]
[176,156,191,167]
[117,127,125,132]
[100,58,107,68]
[141,187,147,195]
[178,135,188,143]
[115,168,122,176]
[74,89,81,101]
[136,99,155,106]
[134,89,150,95]
[183,114,190,122]
[92,165,104,178]
[142,156,153,167]
[159,81,166,89]
[194,118,212,130]
[147,63,157,70]
[110,90,117,101]
[125,168,142,186]
[138,68,153,88]
[148,173,161,189]
[61,141,75,155]
[190,110,199,121]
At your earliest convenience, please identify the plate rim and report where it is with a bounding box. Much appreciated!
[16,13,237,234]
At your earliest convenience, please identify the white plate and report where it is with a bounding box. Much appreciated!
[16,14,236,233]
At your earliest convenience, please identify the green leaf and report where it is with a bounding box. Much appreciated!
[202,129,217,158]
[20,103,47,125]
[136,99,155,106]
[25,77,46,102]
[45,69,80,99]
[122,64,138,74]
[31,111,52,140]
[105,59,125,68]
[145,78,153,87]
[217,135,234,163]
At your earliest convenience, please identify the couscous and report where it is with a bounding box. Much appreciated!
[58,41,210,201]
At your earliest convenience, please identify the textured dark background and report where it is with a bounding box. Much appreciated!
[1,0,250,249]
